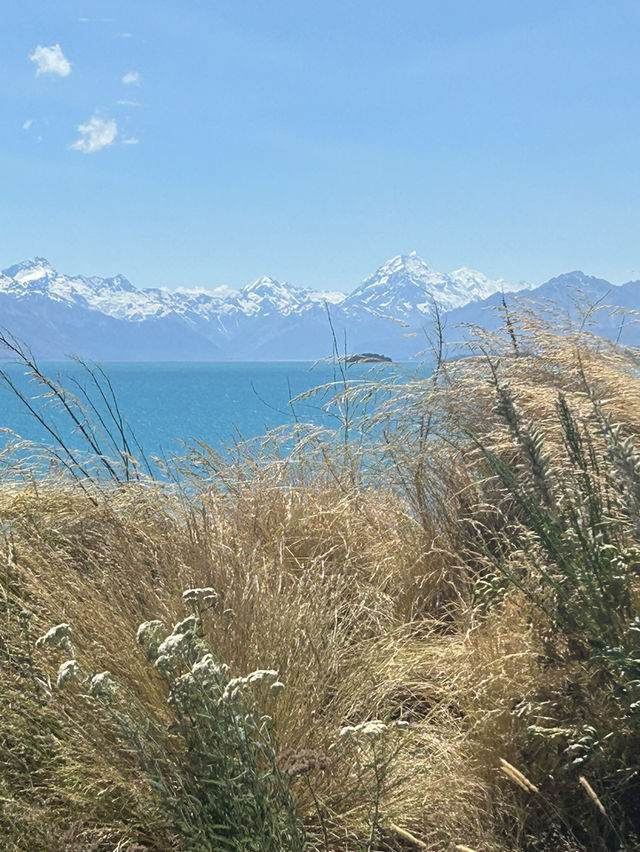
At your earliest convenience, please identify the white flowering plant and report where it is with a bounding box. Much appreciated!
[35,596,305,852]
[334,718,410,850]
[132,604,305,851]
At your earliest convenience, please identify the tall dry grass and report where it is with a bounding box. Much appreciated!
[1,303,639,850]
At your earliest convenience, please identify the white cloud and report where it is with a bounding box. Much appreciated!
[115,32,134,39]
[29,44,71,77]
[23,119,33,130]
[117,99,141,107]
[121,71,140,85]
[70,115,117,154]
[122,137,139,145]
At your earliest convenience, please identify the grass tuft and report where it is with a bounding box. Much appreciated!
[0,306,639,849]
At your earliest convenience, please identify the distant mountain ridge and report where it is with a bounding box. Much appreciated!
[0,254,637,360]
[1,258,346,322]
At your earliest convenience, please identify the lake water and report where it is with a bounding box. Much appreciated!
[0,360,419,463]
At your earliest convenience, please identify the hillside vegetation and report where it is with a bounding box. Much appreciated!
[1,305,640,851]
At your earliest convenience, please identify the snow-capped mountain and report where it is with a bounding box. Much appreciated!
[342,251,522,317]
[0,259,347,325]
[2,252,632,361]
[224,275,346,318]
[2,257,177,321]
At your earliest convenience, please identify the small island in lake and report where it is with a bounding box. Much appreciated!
[344,352,393,364]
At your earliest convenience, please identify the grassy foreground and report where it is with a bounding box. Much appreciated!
[1,309,640,851]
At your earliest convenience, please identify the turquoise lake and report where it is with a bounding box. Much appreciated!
[0,361,421,462]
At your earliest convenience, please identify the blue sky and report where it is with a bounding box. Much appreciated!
[2,0,640,292]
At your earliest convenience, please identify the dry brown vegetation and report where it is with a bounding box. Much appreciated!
[1,305,640,851]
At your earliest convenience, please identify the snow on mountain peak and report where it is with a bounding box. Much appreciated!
[7,256,53,270]
[3,257,56,281]
[241,275,346,309]
[102,274,137,293]
[175,284,237,300]
[244,275,283,294]
[237,275,312,316]
[344,252,524,315]
[448,267,522,296]
[308,289,347,305]
[373,252,433,278]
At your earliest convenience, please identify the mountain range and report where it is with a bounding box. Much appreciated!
[0,253,638,360]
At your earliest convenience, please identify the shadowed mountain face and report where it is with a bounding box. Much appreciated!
[443,272,640,355]
[0,255,637,360]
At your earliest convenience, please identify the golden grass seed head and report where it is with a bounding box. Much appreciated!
[579,775,607,815]
[499,758,539,793]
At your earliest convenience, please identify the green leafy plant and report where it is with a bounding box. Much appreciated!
[471,378,640,844]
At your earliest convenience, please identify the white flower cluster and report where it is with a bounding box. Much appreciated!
[56,659,78,689]
[221,669,279,702]
[246,668,279,684]
[155,632,192,669]
[190,653,229,683]
[136,619,166,647]
[182,587,217,605]
[148,615,199,671]
[88,671,117,700]
[339,719,409,740]
[171,615,198,636]
[166,653,231,706]
[35,623,73,652]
